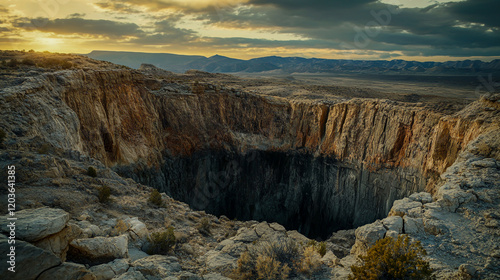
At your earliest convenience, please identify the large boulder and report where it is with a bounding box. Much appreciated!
[69,235,128,264]
[124,217,148,242]
[0,207,69,242]
[388,198,422,217]
[35,223,82,261]
[90,259,129,280]
[0,235,61,280]
[131,255,181,278]
[350,220,386,256]
[37,262,96,280]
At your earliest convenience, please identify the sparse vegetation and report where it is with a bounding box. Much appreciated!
[299,245,322,276]
[149,189,164,207]
[349,235,434,280]
[98,185,112,203]
[147,226,176,255]
[256,254,291,280]
[197,217,212,236]
[231,239,322,280]
[307,240,327,257]
[87,166,97,177]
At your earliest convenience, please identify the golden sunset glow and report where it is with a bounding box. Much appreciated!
[0,0,498,61]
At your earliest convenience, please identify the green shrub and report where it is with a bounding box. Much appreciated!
[232,239,301,280]
[197,217,212,236]
[316,241,327,257]
[98,185,112,203]
[147,226,176,254]
[87,166,97,177]
[148,189,164,207]
[349,235,434,280]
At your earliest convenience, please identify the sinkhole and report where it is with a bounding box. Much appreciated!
[119,149,425,240]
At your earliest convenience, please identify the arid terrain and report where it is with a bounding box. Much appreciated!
[0,51,499,280]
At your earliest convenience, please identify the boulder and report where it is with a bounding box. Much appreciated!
[204,250,238,270]
[112,271,146,280]
[350,221,386,255]
[403,217,424,234]
[321,250,339,267]
[90,259,129,280]
[436,183,477,212]
[388,198,422,217]
[382,216,403,234]
[0,235,61,280]
[124,217,148,242]
[202,273,232,280]
[0,207,69,242]
[287,230,310,245]
[131,255,181,278]
[232,228,258,243]
[70,235,128,264]
[38,262,96,280]
[409,192,433,204]
[35,224,82,261]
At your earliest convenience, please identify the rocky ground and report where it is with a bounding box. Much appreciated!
[0,51,499,279]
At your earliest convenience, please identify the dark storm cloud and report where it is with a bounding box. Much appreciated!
[446,0,500,28]
[13,17,144,38]
[248,0,377,9]
[191,0,499,57]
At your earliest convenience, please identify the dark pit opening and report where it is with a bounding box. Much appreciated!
[118,149,425,240]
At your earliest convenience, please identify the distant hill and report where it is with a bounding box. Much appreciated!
[86,50,500,75]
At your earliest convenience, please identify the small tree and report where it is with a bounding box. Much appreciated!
[197,217,212,236]
[147,226,176,254]
[87,166,97,177]
[349,235,434,280]
[98,185,112,203]
[149,189,164,207]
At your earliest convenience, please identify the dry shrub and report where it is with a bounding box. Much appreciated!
[197,217,212,236]
[98,185,112,203]
[299,246,322,276]
[149,189,164,207]
[147,226,176,255]
[349,235,434,280]
[256,255,290,280]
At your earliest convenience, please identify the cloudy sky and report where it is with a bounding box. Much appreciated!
[0,0,499,61]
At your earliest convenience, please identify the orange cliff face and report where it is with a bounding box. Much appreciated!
[3,68,496,190]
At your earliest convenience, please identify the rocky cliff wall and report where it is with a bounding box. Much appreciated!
[1,68,492,238]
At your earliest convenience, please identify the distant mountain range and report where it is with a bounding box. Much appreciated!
[86,50,500,75]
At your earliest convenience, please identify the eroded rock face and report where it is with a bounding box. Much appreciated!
[69,235,129,264]
[0,235,62,280]
[0,207,70,242]
[1,68,494,239]
[344,135,500,279]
